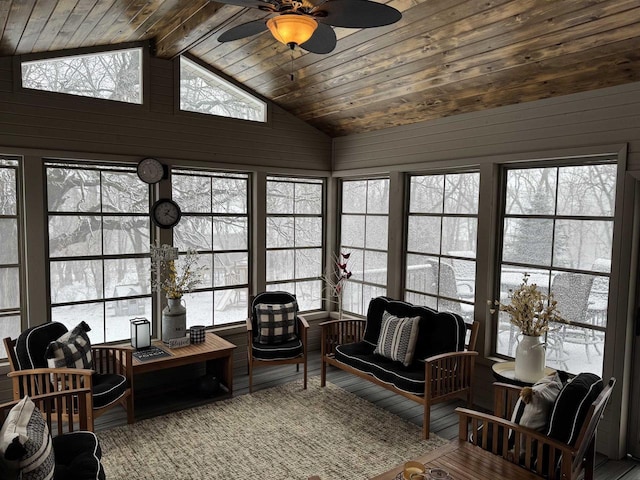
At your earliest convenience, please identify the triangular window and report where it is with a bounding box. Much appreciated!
[21,48,142,104]
[179,57,266,122]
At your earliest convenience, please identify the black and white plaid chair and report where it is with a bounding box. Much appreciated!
[3,322,134,431]
[247,291,309,393]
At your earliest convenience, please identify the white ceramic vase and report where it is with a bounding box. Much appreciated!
[514,334,546,383]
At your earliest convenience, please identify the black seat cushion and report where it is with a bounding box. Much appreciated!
[363,296,467,362]
[52,431,105,480]
[251,337,303,361]
[92,374,128,409]
[16,322,69,369]
[335,341,426,395]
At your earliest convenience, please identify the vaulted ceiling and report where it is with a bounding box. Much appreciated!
[1,0,639,137]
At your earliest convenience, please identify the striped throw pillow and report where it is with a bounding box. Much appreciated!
[374,311,420,367]
[0,396,55,480]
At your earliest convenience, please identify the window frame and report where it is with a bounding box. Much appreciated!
[44,160,153,344]
[171,168,251,328]
[265,175,326,312]
[403,170,480,322]
[0,157,24,359]
[20,45,145,105]
[178,56,267,123]
[338,176,390,316]
[493,157,617,374]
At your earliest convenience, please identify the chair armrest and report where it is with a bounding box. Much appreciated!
[423,350,478,363]
[0,387,94,435]
[8,368,94,399]
[91,345,133,377]
[456,407,576,477]
[318,318,366,328]
[423,351,477,400]
[297,314,310,329]
[492,381,524,418]
[320,318,366,357]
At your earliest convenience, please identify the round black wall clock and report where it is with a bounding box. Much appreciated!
[151,199,182,229]
[137,157,166,184]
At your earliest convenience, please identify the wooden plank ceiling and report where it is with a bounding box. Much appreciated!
[0,0,639,137]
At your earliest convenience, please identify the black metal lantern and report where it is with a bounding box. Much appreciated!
[130,317,151,350]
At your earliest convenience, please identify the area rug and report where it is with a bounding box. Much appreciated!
[98,377,448,480]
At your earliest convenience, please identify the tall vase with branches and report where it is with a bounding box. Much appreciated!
[322,252,352,320]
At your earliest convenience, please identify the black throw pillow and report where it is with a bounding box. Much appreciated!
[546,372,603,445]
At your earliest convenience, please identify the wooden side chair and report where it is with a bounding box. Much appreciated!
[3,321,134,431]
[246,291,309,393]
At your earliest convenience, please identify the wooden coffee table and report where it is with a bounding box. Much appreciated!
[129,332,236,420]
[369,439,541,480]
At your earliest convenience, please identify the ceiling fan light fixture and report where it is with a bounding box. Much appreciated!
[267,15,317,48]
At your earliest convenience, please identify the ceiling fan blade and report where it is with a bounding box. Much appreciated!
[300,22,337,54]
[315,0,401,28]
[218,20,268,42]
[212,0,273,8]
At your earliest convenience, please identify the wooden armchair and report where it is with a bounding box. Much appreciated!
[4,322,134,431]
[247,291,309,393]
[0,388,106,479]
[456,377,616,480]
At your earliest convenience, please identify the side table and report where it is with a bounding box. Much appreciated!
[492,361,555,387]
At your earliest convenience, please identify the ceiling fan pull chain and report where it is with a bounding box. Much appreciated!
[290,48,294,81]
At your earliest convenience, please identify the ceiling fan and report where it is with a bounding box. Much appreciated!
[216,0,402,54]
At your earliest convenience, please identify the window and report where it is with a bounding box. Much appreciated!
[496,162,617,376]
[22,48,142,104]
[405,172,479,322]
[0,158,21,358]
[46,162,151,344]
[266,176,324,311]
[179,57,266,122]
[339,178,389,315]
[172,170,249,326]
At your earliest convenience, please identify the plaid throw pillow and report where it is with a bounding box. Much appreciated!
[255,302,297,345]
[0,396,55,480]
[373,311,420,367]
[45,321,94,371]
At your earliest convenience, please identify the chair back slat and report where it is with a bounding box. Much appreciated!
[465,321,479,351]
[3,337,19,371]
[572,377,616,472]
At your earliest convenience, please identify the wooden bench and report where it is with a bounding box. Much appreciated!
[320,296,479,439]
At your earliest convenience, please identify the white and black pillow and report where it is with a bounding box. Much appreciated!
[373,311,420,367]
[510,372,564,455]
[255,302,298,345]
[0,396,55,480]
[45,321,93,371]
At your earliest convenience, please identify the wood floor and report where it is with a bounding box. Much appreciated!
[96,352,640,480]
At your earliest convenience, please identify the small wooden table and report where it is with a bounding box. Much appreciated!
[130,333,236,419]
[369,439,541,480]
[491,361,556,387]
